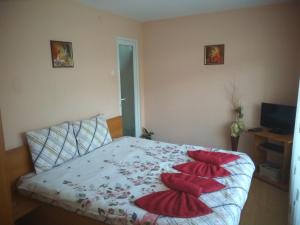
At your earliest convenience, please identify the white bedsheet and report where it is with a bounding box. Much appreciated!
[18,137,255,225]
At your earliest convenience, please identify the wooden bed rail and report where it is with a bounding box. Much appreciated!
[0,113,123,224]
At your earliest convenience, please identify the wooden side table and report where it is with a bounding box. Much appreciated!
[251,130,293,191]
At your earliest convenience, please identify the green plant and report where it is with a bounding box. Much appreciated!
[231,119,245,137]
[231,104,245,137]
[141,128,154,140]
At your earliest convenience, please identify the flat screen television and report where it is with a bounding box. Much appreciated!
[260,102,296,134]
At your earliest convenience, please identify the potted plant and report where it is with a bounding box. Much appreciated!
[230,104,245,151]
[141,128,154,140]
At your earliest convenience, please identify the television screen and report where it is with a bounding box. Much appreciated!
[260,103,296,134]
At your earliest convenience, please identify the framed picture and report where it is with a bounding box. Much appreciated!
[204,44,224,65]
[50,40,74,68]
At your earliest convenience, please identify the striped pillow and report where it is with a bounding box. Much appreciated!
[26,122,78,174]
[73,114,112,156]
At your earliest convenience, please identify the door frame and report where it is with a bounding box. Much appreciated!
[116,37,141,137]
[290,79,300,225]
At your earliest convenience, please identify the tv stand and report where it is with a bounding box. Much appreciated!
[251,129,293,191]
[270,128,290,135]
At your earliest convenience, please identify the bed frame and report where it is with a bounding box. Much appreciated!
[0,112,123,225]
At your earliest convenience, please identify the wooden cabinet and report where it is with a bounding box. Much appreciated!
[251,130,292,191]
[0,112,40,225]
[0,112,14,225]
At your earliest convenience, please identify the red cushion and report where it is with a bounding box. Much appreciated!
[193,177,226,193]
[135,190,212,218]
[161,173,225,196]
[188,150,240,165]
[161,173,203,197]
[173,161,231,178]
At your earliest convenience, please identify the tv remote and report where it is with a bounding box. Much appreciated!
[248,127,263,132]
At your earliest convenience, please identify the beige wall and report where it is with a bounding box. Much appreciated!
[143,3,300,153]
[0,0,144,149]
[1,1,299,153]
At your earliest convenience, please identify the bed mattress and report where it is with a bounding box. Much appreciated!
[18,137,255,225]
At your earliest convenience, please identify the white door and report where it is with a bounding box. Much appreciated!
[116,38,141,137]
[290,79,300,225]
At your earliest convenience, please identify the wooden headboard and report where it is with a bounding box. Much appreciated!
[0,114,123,224]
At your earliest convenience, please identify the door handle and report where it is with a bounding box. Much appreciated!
[121,98,127,101]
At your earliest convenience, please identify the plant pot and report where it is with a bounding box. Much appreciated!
[231,136,239,151]
[141,135,152,140]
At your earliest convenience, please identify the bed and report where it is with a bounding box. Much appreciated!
[0,115,254,225]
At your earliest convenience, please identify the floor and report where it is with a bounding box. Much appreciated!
[240,178,289,225]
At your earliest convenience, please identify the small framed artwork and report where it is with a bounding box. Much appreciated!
[204,44,224,65]
[50,40,74,68]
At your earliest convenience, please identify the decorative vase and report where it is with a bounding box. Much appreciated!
[231,136,239,151]
[141,135,152,140]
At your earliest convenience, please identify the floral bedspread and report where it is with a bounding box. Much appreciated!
[18,137,255,225]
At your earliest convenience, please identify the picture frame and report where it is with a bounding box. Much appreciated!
[50,40,74,68]
[204,44,224,65]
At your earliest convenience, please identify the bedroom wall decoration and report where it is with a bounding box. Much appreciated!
[50,40,74,68]
[204,44,224,65]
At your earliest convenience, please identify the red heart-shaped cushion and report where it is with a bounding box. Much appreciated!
[135,190,212,218]
[188,150,240,165]
[161,173,225,196]
[173,161,231,178]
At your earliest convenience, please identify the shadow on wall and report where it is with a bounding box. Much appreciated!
[240,103,260,154]
[222,122,232,150]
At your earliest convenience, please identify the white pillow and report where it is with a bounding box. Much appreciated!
[72,114,112,156]
[26,122,78,174]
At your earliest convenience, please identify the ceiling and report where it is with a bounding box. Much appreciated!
[79,0,292,22]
